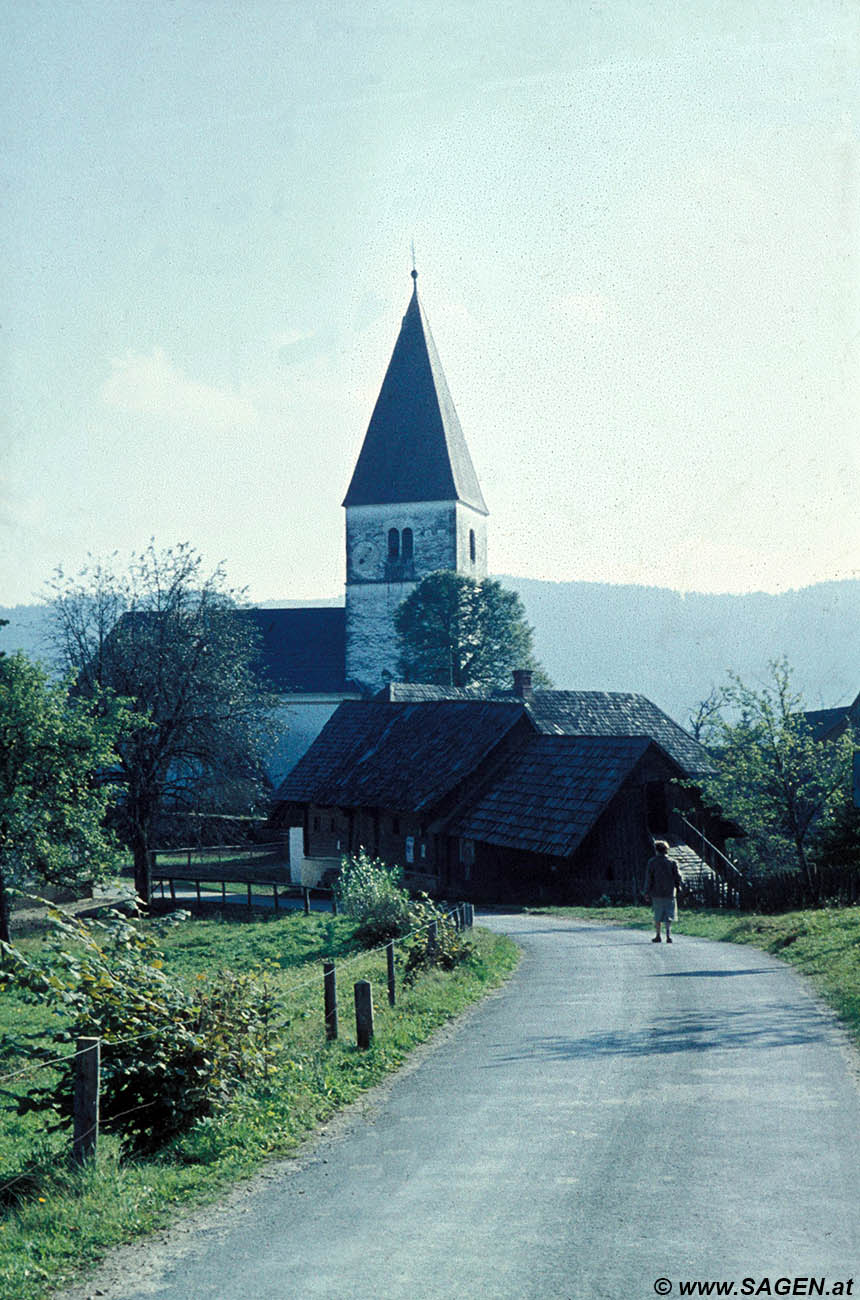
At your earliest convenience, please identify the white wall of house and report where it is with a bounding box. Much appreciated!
[287,828,340,886]
[266,694,359,789]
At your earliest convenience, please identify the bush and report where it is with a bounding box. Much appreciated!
[335,850,413,946]
[403,895,474,984]
[0,907,276,1153]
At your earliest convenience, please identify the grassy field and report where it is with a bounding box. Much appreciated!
[529,903,860,1046]
[0,909,519,1300]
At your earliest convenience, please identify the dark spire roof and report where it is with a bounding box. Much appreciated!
[342,276,488,514]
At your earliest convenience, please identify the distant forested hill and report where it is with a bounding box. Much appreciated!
[0,605,53,662]
[4,578,858,728]
[502,576,860,727]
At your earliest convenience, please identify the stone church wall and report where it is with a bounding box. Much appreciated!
[454,501,488,578]
[345,500,468,689]
[265,696,352,787]
[345,582,413,688]
[345,501,458,584]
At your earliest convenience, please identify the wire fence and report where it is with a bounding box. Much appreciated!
[0,900,476,1199]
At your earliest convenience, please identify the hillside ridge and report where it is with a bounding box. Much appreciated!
[3,576,857,728]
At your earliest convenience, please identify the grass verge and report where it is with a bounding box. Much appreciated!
[0,911,519,1300]
[528,903,860,1047]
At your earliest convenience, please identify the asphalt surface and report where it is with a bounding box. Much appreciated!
[103,912,860,1300]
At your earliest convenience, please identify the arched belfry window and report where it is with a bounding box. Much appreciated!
[469,529,476,563]
[388,528,400,560]
[402,528,414,562]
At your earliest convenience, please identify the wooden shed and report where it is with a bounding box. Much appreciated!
[271,686,737,901]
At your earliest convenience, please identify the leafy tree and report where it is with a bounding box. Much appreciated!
[4,907,276,1152]
[694,658,855,885]
[395,571,549,691]
[812,800,860,872]
[47,543,276,905]
[0,650,127,942]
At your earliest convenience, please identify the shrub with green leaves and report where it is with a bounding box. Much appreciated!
[0,907,276,1153]
[335,850,413,945]
[403,895,474,983]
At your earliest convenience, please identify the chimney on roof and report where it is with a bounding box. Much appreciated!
[513,669,534,700]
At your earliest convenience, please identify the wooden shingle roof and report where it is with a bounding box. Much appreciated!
[447,735,659,858]
[380,683,711,774]
[802,692,860,741]
[524,691,711,774]
[273,698,525,812]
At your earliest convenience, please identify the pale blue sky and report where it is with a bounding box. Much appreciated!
[2,0,857,605]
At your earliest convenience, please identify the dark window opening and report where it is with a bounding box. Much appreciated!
[330,818,336,832]
[392,816,400,834]
[469,528,476,563]
[402,527,413,562]
[645,782,669,834]
[313,816,321,832]
[388,528,400,560]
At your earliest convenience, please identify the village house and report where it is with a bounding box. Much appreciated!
[802,691,860,742]
[271,672,740,903]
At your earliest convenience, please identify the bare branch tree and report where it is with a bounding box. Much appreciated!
[47,543,277,904]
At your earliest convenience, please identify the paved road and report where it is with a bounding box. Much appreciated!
[111,913,860,1300]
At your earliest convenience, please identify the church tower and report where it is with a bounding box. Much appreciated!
[343,270,489,691]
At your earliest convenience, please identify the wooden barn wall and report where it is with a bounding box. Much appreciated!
[465,842,564,903]
[299,747,726,904]
[304,803,443,885]
[453,749,693,904]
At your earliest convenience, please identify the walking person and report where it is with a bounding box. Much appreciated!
[644,840,682,943]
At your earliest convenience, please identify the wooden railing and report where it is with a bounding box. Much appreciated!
[677,815,745,907]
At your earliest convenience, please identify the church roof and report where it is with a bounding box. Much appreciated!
[342,275,488,514]
[239,608,347,693]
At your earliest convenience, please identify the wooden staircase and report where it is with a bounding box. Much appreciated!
[666,825,745,907]
[667,842,719,898]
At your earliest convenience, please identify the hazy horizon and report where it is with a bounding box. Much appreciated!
[2,2,856,607]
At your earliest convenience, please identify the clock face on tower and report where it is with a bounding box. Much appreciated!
[352,540,377,578]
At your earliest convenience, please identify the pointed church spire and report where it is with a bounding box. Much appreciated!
[342,273,488,514]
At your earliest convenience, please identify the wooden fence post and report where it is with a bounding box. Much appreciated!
[386,941,396,1006]
[354,980,374,1049]
[331,891,338,916]
[303,887,311,915]
[323,961,338,1040]
[428,920,438,960]
[73,1037,100,1164]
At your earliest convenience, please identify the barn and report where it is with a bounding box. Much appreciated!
[270,676,739,903]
